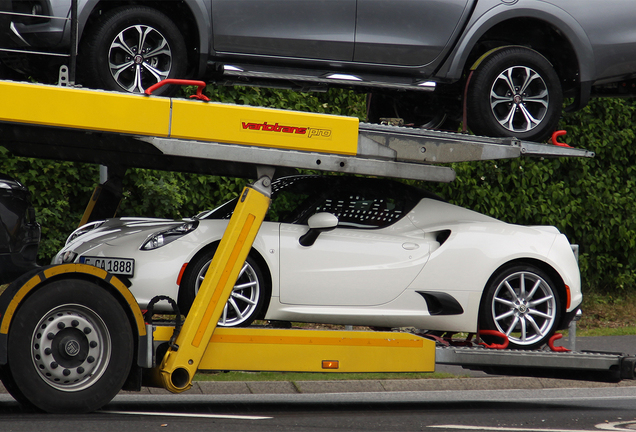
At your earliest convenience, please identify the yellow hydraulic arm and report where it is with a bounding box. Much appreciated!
[153,168,274,392]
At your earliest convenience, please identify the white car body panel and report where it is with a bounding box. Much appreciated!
[278,217,431,306]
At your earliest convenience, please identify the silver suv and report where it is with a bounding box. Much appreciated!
[1,0,635,142]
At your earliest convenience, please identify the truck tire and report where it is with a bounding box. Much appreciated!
[5,279,134,413]
[467,47,562,142]
[479,264,561,350]
[80,6,187,95]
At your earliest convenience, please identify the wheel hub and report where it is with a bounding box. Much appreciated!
[31,306,110,391]
[62,337,81,357]
[133,54,144,65]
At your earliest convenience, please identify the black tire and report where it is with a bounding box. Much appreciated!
[479,264,562,350]
[178,247,270,327]
[467,47,562,142]
[367,91,459,131]
[79,6,187,95]
[5,279,134,413]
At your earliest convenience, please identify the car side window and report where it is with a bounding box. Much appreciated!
[314,194,407,229]
[268,190,311,223]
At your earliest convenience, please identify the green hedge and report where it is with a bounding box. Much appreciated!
[429,97,636,292]
[1,86,634,292]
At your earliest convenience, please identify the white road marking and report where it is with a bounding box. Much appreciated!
[596,421,636,431]
[430,425,595,432]
[100,410,271,420]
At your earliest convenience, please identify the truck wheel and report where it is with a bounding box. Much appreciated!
[467,47,562,142]
[479,265,561,350]
[80,6,187,95]
[178,247,270,327]
[6,279,134,413]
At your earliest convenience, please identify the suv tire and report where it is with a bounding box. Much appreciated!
[467,46,562,142]
[80,6,187,96]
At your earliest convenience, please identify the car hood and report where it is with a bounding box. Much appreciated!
[68,217,188,247]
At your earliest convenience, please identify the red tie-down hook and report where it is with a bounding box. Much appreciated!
[144,79,210,101]
[548,333,571,352]
[551,130,572,148]
[478,329,509,349]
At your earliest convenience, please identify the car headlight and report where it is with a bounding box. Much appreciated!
[57,251,78,264]
[66,220,105,245]
[140,221,199,251]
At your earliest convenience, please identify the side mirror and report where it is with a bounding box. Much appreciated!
[299,212,338,247]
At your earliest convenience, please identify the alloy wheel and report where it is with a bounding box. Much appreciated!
[108,24,172,93]
[490,65,549,134]
[490,270,557,347]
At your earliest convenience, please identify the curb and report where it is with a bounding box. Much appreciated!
[117,377,636,396]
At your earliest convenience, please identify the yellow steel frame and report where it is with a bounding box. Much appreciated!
[0,81,436,392]
[0,80,359,155]
[153,326,435,373]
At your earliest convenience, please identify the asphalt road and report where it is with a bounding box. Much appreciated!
[1,335,636,432]
[2,386,636,431]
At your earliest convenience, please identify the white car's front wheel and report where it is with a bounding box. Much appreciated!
[178,247,270,327]
[479,264,562,350]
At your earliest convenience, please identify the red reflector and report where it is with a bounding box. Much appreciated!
[565,285,571,310]
[176,263,188,285]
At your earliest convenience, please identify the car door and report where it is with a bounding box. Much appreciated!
[354,0,473,67]
[211,0,356,61]
[279,224,430,306]
[275,185,435,307]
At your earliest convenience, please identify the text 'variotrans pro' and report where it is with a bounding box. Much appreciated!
[241,121,332,139]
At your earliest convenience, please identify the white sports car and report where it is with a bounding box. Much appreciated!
[54,175,582,350]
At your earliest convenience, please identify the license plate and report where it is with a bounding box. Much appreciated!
[80,256,134,277]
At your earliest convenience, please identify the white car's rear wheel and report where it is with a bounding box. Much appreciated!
[479,265,561,350]
[178,247,269,327]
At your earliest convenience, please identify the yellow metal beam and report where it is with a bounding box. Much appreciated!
[0,81,360,155]
[170,99,359,155]
[0,81,170,136]
[152,326,436,373]
[156,181,271,392]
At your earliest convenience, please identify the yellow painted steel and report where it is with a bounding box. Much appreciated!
[0,81,170,136]
[0,80,360,155]
[157,185,271,392]
[79,185,101,227]
[152,327,436,373]
[0,264,146,337]
[170,99,360,155]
